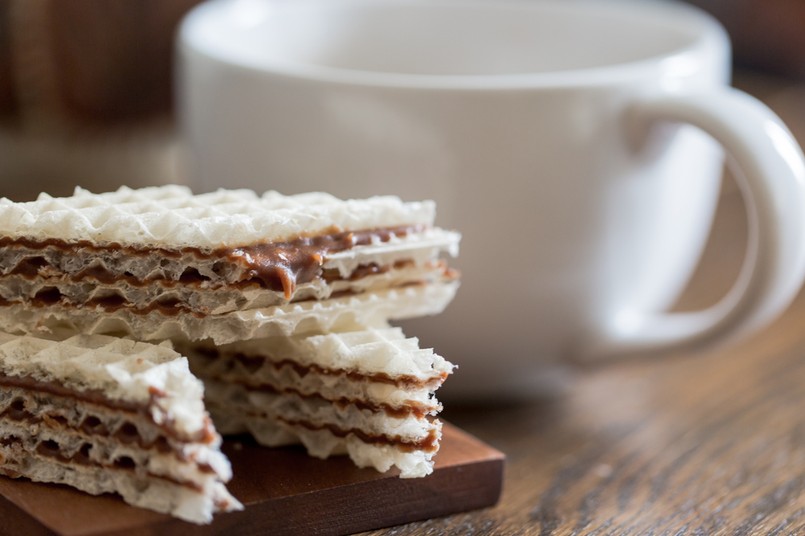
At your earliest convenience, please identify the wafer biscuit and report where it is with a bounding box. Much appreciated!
[0,331,241,523]
[0,184,461,486]
[0,282,458,344]
[179,327,454,478]
[0,185,459,342]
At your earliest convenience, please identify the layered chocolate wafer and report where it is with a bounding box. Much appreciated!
[178,327,453,478]
[0,185,459,343]
[0,331,241,523]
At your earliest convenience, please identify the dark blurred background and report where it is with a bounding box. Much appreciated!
[0,0,202,200]
[685,0,805,80]
[0,0,802,201]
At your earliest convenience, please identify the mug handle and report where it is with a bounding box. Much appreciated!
[582,88,805,360]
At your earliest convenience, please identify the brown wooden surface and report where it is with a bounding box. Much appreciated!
[0,423,503,536]
[361,72,805,535]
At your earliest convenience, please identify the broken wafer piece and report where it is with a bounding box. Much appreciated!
[0,331,241,524]
[0,185,459,343]
[179,327,454,478]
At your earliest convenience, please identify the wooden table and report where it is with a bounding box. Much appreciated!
[362,72,805,535]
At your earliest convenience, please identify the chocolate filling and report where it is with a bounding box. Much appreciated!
[223,404,440,453]
[0,374,216,445]
[0,293,203,317]
[0,283,430,317]
[0,224,423,298]
[23,439,206,492]
[209,378,432,420]
[193,348,448,391]
[277,417,440,453]
[0,404,174,454]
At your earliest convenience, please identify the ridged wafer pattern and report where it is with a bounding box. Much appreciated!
[0,184,460,521]
[183,327,453,478]
[0,331,241,523]
[0,281,458,344]
[0,185,437,248]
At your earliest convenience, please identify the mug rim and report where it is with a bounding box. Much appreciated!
[179,0,729,90]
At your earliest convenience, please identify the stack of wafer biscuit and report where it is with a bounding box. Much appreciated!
[0,331,241,524]
[0,185,459,521]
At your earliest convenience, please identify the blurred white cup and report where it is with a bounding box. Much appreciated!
[178,0,805,397]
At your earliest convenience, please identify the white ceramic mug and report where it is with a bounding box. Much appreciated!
[178,0,805,397]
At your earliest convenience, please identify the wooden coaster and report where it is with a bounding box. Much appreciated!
[0,423,504,536]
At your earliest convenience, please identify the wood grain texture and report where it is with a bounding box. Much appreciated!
[360,74,805,536]
[0,424,503,536]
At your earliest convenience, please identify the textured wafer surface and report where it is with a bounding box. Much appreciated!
[185,327,451,413]
[0,330,242,523]
[0,184,460,484]
[199,326,454,383]
[186,328,453,478]
[207,392,443,479]
[0,235,457,316]
[0,185,438,248]
[0,331,207,436]
[0,444,240,524]
[0,281,459,344]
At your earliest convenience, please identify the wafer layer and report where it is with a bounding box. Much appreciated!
[0,185,462,486]
[0,186,440,248]
[0,332,241,524]
[0,185,459,342]
[0,282,458,344]
[180,327,454,478]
